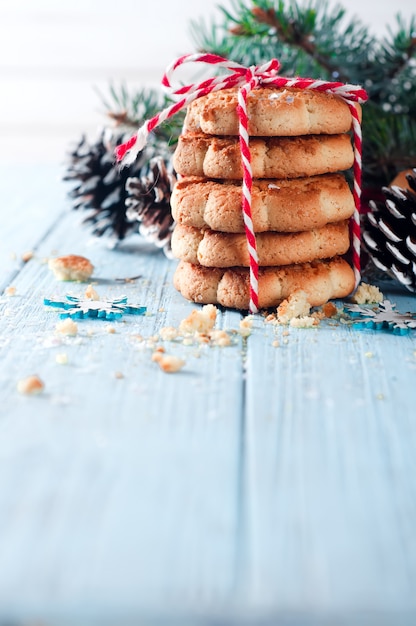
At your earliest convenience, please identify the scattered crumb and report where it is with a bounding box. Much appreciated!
[114,371,124,379]
[85,284,100,300]
[160,311,235,348]
[322,302,338,318]
[55,353,68,365]
[311,310,326,321]
[179,304,217,334]
[21,250,34,263]
[48,254,94,282]
[210,329,232,347]
[277,290,311,324]
[4,286,16,297]
[152,352,185,373]
[195,333,210,344]
[272,340,280,348]
[282,330,290,337]
[56,318,78,336]
[265,313,276,323]
[159,326,179,341]
[17,375,44,395]
[154,345,165,354]
[351,282,383,304]
[364,351,374,358]
[239,315,254,337]
[289,316,319,328]
[105,324,116,334]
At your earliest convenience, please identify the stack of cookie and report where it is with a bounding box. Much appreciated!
[171,87,359,309]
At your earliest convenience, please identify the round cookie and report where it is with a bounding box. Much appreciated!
[173,258,355,309]
[185,87,361,137]
[171,174,355,233]
[172,132,354,179]
[171,222,350,267]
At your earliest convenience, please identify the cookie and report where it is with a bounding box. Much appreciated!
[172,222,350,267]
[48,254,94,281]
[185,87,360,137]
[173,257,355,309]
[171,174,354,233]
[172,132,354,179]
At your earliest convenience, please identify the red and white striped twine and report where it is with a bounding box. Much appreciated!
[116,53,368,313]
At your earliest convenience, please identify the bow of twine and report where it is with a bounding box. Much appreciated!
[116,53,368,313]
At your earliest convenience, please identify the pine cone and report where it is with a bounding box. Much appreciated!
[125,156,176,256]
[63,128,166,241]
[362,168,416,291]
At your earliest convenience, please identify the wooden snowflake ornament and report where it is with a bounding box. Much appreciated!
[345,300,416,334]
[44,294,146,320]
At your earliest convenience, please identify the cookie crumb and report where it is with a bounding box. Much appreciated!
[56,318,78,336]
[21,250,34,263]
[210,329,232,346]
[48,254,94,282]
[351,282,383,304]
[239,315,254,337]
[105,325,116,334]
[290,316,318,328]
[17,375,44,395]
[277,290,311,324]
[55,353,68,365]
[179,304,217,334]
[4,286,16,297]
[85,284,100,300]
[272,339,280,348]
[322,302,338,317]
[152,352,185,373]
[159,326,179,341]
[114,371,124,379]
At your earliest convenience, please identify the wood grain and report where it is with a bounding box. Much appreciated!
[1,166,416,624]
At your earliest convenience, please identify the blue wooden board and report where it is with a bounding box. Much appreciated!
[0,166,416,626]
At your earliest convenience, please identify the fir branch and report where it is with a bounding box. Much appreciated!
[191,0,375,83]
[382,15,416,81]
[190,0,416,188]
[94,84,184,147]
[248,2,348,80]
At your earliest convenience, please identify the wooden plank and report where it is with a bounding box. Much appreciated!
[0,181,246,623]
[0,164,65,289]
[243,286,416,623]
[3,165,416,624]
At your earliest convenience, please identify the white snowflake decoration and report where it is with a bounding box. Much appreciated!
[345,299,416,334]
[44,295,146,320]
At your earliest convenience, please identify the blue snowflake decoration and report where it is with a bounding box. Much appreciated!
[344,300,416,335]
[44,295,146,320]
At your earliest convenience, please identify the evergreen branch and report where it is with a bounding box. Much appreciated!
[248,3,348,80]
[382,14,416,81]
[191,0,376,85]
[93,84,184,147]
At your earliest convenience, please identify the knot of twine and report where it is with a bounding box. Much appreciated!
[116,53,368,313]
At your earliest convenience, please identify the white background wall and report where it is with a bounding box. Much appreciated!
[0,0,414,164]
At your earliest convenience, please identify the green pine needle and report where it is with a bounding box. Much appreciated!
[190,0,416,189]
